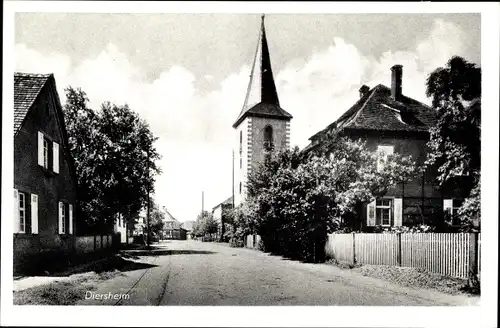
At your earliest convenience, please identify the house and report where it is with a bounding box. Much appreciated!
[181,220,195,239]
[212,196,233,240]
[13,73,77,269]
[303,65,463,231]
[113,213,130,243]
[162,207,186,240]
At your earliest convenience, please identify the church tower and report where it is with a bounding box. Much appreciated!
[233,14,293,207]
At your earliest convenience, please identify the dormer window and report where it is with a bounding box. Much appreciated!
[377,145,394,172]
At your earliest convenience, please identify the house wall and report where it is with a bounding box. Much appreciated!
[14,81,77,262]
[212,205,222,224]
[344,131,453,229]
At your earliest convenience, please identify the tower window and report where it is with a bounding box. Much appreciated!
[239,182,242,194]
[264,125,274,151]
[239,131,243,154]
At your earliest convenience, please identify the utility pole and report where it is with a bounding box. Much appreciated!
[232,150,235,209]
[146,147,151,249]
[202,191,204,214]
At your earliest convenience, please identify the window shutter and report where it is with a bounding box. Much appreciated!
[443,199,453,215]
[38,131,44,167]
[14,189,20,233]
[69,204,74,234]
[53,142,60,173]
[31,194,39,234]
[394,198,403,227]
[58,201,64,234]
[367,199,376,226]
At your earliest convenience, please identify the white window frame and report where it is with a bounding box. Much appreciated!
[18,192,26,233]
[377,145,394,172]
[376,198,393,227]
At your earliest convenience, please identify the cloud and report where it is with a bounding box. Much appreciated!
[14,18,466,222]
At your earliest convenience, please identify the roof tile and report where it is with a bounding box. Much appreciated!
[14,73,52,135]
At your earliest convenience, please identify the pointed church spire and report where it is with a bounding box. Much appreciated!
[233,14,291,128]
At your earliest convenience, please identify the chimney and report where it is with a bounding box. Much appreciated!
[359,85,370,98]
[391,64,403,101]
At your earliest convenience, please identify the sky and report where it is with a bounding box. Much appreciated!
[14,12,481,222]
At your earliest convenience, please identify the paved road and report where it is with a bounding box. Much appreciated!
[78,240,478,306]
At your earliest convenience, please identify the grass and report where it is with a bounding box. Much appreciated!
[13,271,120,305]
[327,260,479,296]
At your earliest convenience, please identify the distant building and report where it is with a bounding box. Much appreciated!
[212,196,233,240]
[13,73,78,271]
[162,207,186,240]
[181,220,195,239]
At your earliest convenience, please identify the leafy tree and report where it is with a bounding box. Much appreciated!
[425,56,481,227]
[244,137,417,262]
[63,87,161,235]
[193,211,218,238]
[146,200,165,239]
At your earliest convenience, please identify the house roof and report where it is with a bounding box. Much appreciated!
[233,15,292,128]
[14,73,53,135]
[212,196,234,211]
[14,72,78,186]
[307,84,438,148]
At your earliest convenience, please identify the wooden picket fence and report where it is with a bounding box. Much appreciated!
[325,233,481,279]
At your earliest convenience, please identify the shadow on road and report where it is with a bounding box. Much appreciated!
[120,249,217,259]
[54,255,158,276]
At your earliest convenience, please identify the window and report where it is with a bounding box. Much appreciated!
[240,156,242,169]
[43,138,49,169]
[376,198,393,226]
[38,131,59,173]
[444,199,464,226]
[264,125,274,151]
[18,192,26,233]
[377,145,394,172]
[239,131,243,154]
[61,203,67,233]
[239,182,242,194]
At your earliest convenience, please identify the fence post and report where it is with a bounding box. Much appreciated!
[468,232,479,278]
[352,232,356,265]
[397,232,402,267]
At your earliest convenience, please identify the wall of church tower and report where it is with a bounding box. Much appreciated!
[233,117,252,207]
[233,116,291,207]
[249,117,290,173]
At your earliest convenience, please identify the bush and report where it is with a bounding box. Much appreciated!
[229,237,244,248]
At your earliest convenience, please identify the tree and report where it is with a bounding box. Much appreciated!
[425,56,481,227]
[244,137,417,262]
[193,211,218,238]
[146,200,165,239]
[63,87,162,235]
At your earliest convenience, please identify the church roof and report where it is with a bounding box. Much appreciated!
[233,15,292,128]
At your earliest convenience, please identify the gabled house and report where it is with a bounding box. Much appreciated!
[14,73,77,267]
[162,207,186,240]
[304,65,461,231]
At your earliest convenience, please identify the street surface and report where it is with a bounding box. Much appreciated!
[77,240,478,306]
